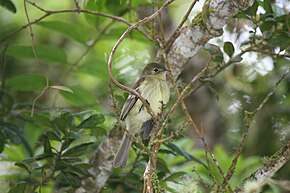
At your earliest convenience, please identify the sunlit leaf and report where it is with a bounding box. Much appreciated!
[77,58,108,79]
[6,74,46,91]
[161,172,186,183]
[6,45,67,64]
[60,85,96,106]
[37,21,90,44]
[50,86,73,93]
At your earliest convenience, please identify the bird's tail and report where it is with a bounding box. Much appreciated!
[113,134,132,168]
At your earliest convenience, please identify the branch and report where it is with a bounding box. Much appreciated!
[235,141,290,192]
[162,0,254,77]
[0,7,153,44]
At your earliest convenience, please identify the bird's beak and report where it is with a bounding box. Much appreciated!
[165,69,171,73]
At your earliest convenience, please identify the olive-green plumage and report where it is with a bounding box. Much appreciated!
[113,63,170,168]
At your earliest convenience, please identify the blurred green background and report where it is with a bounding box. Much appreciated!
[0,0,289,192]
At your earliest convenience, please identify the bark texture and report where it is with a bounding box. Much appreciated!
[235,141,290,192]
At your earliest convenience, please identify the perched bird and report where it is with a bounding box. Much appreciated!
[113,63,170,168]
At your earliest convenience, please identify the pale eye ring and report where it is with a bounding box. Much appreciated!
[153,68,159,72]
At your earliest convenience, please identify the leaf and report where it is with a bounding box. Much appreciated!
[15,162,30,173]
[8,182,26,193]
[204,43,224,63]
[0,0,16,13]
[105,0,127,15]
[263,0,273,13]
[244,0,258,16]
[77,58,108,79]
[165,142,207,168]
[37,21,90,44]
[6,74,46,91]
[60,85,96,106]
[34,153,55,161]
[55,172,81,188]
[161,172,186,183]
[268,31,290,50]
[224,41,235,58]
[157,157,170,173]
[43,137,52,154]
[0,92,14,115]
[50,85,73,93]
[50,110,73,134]
[84,0,106,26]
[62,142,94,157]
[6,45,67,64]
[77,114,105,128]
[0,131,5,153]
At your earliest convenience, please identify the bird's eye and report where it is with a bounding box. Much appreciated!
[153,68,159,72]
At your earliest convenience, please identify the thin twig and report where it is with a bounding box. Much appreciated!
[0,8,153,44]
[222,67,290,190]
[165,0,198,52]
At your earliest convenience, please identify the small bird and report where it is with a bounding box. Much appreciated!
[113,63,170,168]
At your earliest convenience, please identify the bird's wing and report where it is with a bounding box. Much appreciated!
[120,77,145,121]
[141,119,155,139]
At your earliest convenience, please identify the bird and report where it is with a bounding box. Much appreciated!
[113,62,170,168]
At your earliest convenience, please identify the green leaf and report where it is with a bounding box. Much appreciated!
[6,45,67,64]
[55,172,81,188]
[37,21,90,44]
[34,153,55,161]
[43,137,52,154]
[165,142,207,168]
[6,74,46,91]
[15,162,30,173]
[105,0,127,15]
[0,0,16,13]
[8,182,26,193]
[50,110,73,134]
[268,31,290,50]
[204,43,224,63]
[0,131,6,153]
[77,114,105,128]
[60,85,96,106]
[84,0,106,26]
[157,157,170,173]
[224,41,235,58]
[244,0,258,16]
[0,92,14,115]
[50,85,73,93]
[161,172,186,183]
[77,58,108,79]
[62,142,94,157]
[263,0,273,13]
